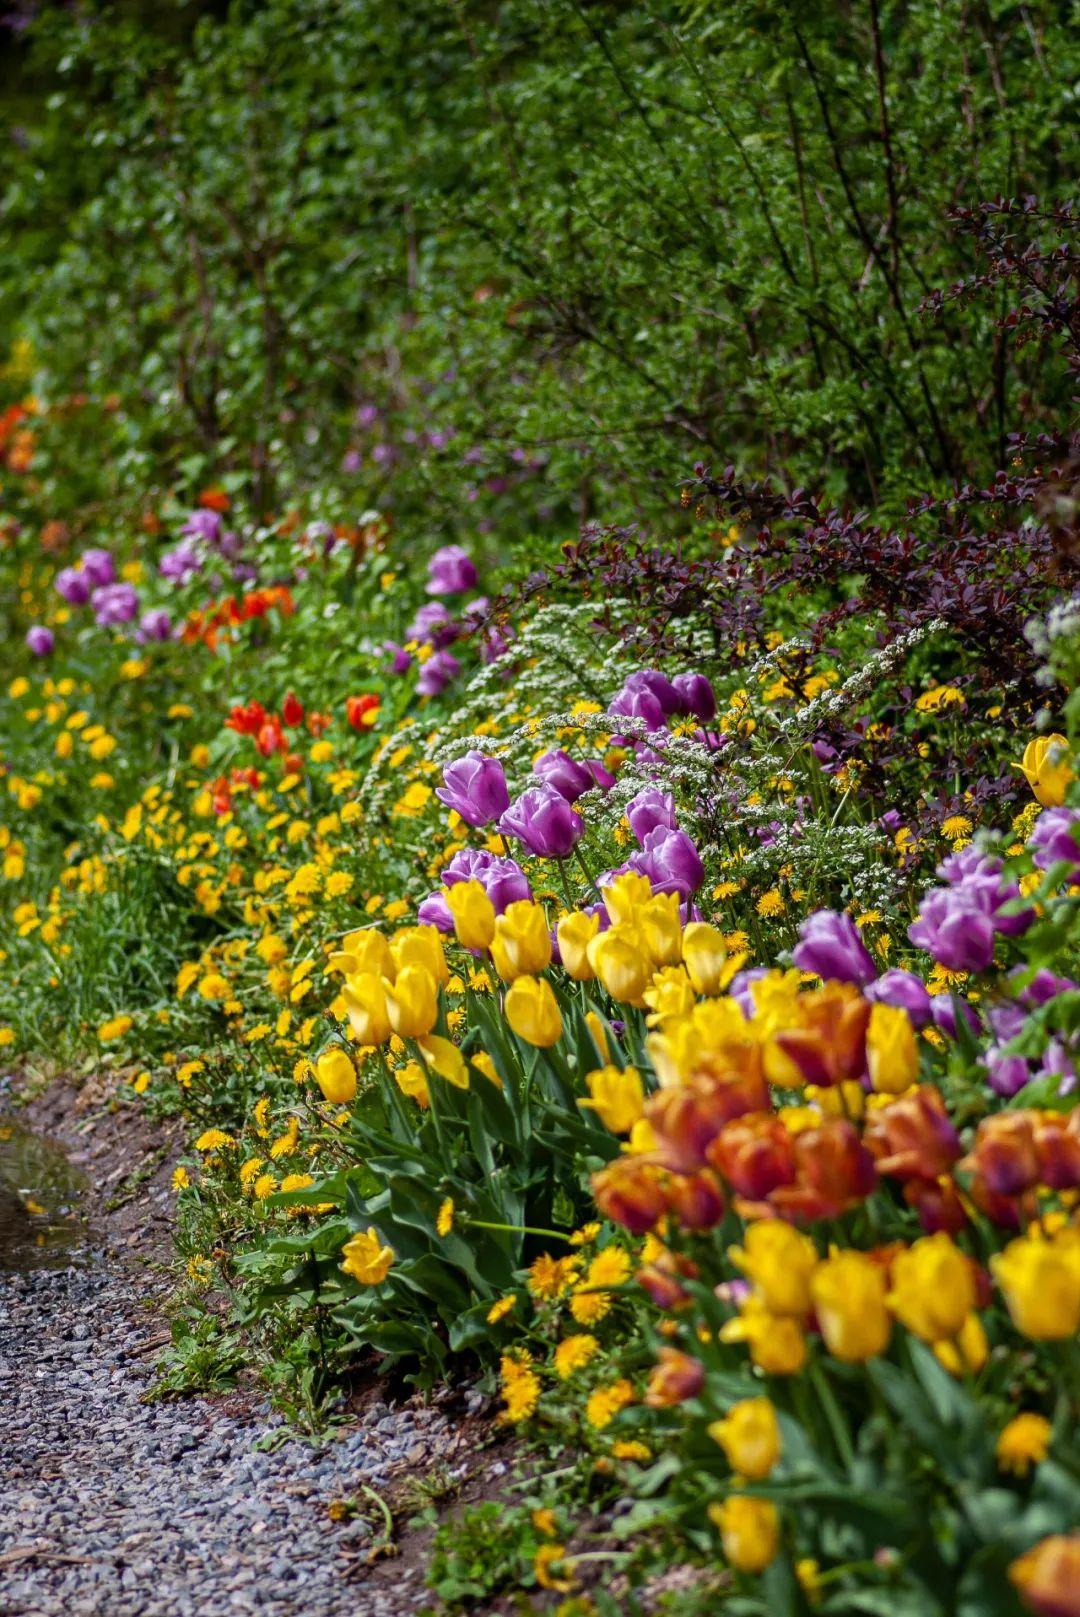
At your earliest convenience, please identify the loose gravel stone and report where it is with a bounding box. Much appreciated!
[0,1253,450,1616]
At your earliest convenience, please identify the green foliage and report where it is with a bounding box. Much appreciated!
[4,0,1078,528]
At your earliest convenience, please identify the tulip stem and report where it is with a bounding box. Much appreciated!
[808,1358,855,1471]
[466,1217,575,1243]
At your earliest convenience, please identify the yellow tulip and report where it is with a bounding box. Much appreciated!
[602,870,653,926]
[708,1397,781,1480]
[587,925,652,1005]
[343,972,392,1046]
[728,1220,818,1317]
[709,1495,780,1573]
[394,1060,430,1108]
[390,924,448,984]
[866,1002,919,1094]
[811,1251,891,1362]
[340,1227,394,1285]
[555,909,600,980]
[886,1233,974,1342]
[681,921,730,995]
[642,966,697,1027]
[505,975,563,1047]
[444,879,496,950]
[718,1297,808,1376]
[492,900,552,981]
[993,1230,1080,1340]
[418,1032,470,1089]
[638,892,683,967]
[934,1311,989,1377]
[330,927,394,980]
[1017,732,1074,807]
[314,1047,357,1104]
[382,963,439,1039]
[580,1065,645,1134]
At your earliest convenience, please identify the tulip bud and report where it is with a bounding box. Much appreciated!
[444,879,496,950]
[1009,1534,1080,1616]
[1017,733,1074,808]
[708,1397,781,1480]
[811,1251,891,1362]
[592,1156,667,1234]
[728,1220,818,1317]
[866,1002,919,1094]
[390,924,449,985]
[492,900,553,981]
[504,975,563,1047]
[886,1232,975,1342]
[314,1047,357,1104]
[343,972,392,1046]
[580,1065,645,1135]
[382,963,439,1039]
[587,925,652,1005]
[556,909,600,980]
[681,922,729,995]
[709,1495,780,1573]
[993,1230,1080,1340]
[644,1347,704,1406]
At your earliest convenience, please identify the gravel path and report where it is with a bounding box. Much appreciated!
[0,1251,470,1617]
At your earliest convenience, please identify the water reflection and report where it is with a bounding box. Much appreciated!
[0,1116,88,1269]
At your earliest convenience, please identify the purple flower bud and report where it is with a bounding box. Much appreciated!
[1029,807,1080,878]
[672,672,716,722]
[728,967,768,1019]
[533,749,594,802]
[137,608,172,642]
[1039,1038,1077,1096]
[985,1045,1032,1099]
[639,826,704,897]
[1013,967,1078,1007]
[608,680,667,733]
[865,969,932,1028]
[416,649,460,696]
[625,669,683,716]
[426,544,478,596]
[408,601,460,648]
[55,566,90,605]
[182,509,223,546]
[382,640,413,675]
[584,758,615,792]
[929,993,981,1039]
[25,625,54,657]
[435,751,510,827]
[417,891,454,932]
[500,784,584,859]
[909,888,996,972]
[626,787,677,845]
[158,540,202,583]
[80,548,115,587]
[443,847,531,912]
[792,909,877,986]
[91,583,139,626]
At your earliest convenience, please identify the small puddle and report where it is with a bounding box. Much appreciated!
[0,1116,89,1269]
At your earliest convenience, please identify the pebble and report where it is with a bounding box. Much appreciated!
[0,1256,453,1615]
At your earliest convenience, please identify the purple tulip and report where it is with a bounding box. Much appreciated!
[25,625,54,657]
[435,751,510,827]
[417,892,454,932]
[608,680,667,733]
[55,566,90,605]
[533,750,595,802]
[408,601,460,648]
[626,787,677,845]
[442,847,531,912]
[500,784,584,859]
[625,669,683,716]
[426,544,478,596]
[865,969,932,1029]
[136,608,172,642]
[182,509,223,546]
[929,992,981,1039]
[1029,808,1080,877]
[985,1044,1031,1099]
[159,540,203,582]
[792,909,877,987]
[638,826,704,897]
[91,583,139,626]
[80,548,115,587]
[417,649,461,696]
[1039,1038,1077,1096]
[1013,967,1078,1007]
[382,640,413,675]
[909,888,996,972]
[672,672,716,722]
[729,967,769,1019]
